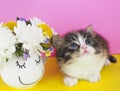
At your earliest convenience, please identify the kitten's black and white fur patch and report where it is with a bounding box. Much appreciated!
[52,25,117,86]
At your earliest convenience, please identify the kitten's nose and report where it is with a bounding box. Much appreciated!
[81,44,87,49]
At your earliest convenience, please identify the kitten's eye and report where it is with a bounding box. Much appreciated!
[16,61,26,69]
[85,39,91,45]
[69,43,78,49]
[85,39,94,45]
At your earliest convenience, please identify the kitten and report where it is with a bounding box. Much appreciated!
[52,25,116,86]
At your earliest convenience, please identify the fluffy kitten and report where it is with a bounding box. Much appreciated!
[52,25,116,86]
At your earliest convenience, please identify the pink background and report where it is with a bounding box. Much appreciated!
[0,0,120,54]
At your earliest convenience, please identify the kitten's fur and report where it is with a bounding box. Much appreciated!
[52,25,116,86]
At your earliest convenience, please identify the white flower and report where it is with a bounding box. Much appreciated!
[30,17,45,26]
[0,23,16,62]
[14,20,46,55]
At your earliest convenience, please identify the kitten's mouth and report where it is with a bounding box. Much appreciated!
[81,50,89,56]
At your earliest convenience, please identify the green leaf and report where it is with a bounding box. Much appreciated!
[40,43,51,50]
[15,43,24,58]
[6,58,9,62]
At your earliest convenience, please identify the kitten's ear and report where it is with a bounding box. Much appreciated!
[86,25,96,37]
[87,25,93,32]
[51,35,63,48]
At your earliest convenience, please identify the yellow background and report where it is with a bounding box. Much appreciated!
[0,54,120,91]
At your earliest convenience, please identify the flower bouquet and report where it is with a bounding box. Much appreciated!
[0,17,56,89]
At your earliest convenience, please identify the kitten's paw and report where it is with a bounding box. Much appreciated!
[88,74,100,83]
[64,76,78,86]
[105,60,110,66]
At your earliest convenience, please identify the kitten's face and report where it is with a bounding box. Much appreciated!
[53,25,108,61]
[67,32,96,57]
[60,30,98,58]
